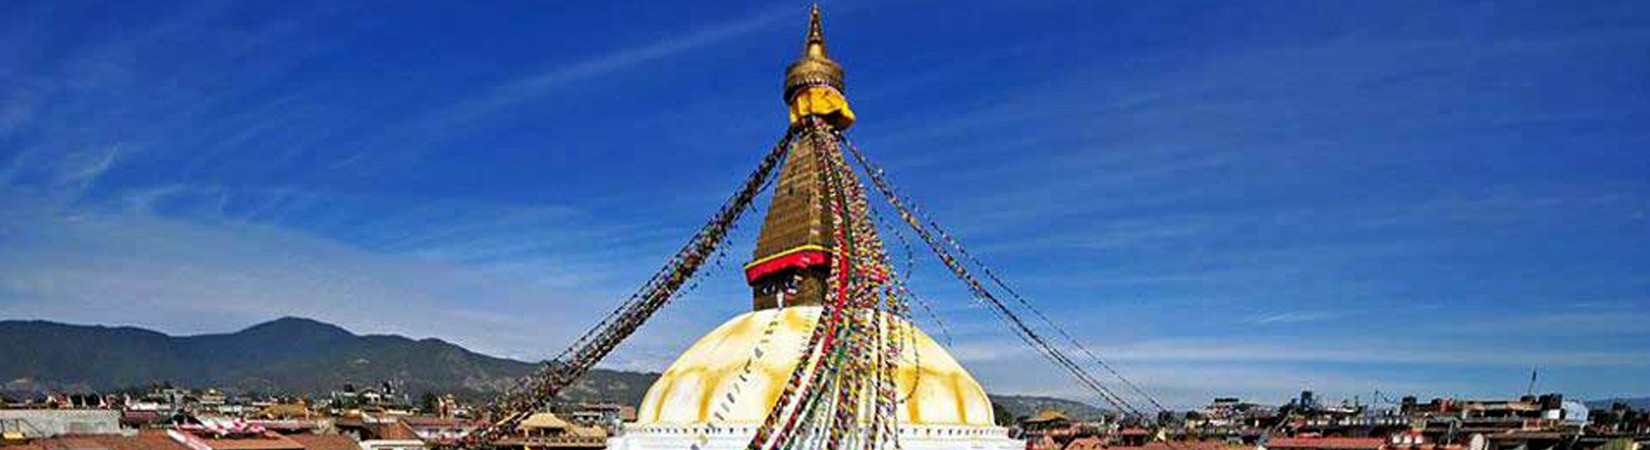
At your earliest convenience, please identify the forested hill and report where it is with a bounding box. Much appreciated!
[0,317,654,405]
[2,317,1102,416]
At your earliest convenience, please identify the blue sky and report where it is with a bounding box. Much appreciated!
[2,0,1648,409]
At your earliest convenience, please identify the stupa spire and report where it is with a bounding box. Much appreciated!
[745,6,865,310]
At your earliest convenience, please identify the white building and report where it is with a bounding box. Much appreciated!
[0,409,124,438]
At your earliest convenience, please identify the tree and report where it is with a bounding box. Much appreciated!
[420,392,440,414]
[992,401,1016,427]
[1157,410,1181,426]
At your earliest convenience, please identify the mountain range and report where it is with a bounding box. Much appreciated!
[987,395,1110,421]
[19,317,1637,419]
[0,317,654,405]
[1585,397,1650,410]
[0,317,1102,417]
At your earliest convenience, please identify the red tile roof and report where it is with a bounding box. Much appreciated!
[369,422,420,441]
[1063,437,1105,450]
[285,435,361,450]
[41,438,106,450]
[1096,441,1240,450]
[191,435,304,450]
[166,429,305,450]
[331,419,364,429]
[120,430,192,450]
[1268,437,1387,450]
[20,431,188,450]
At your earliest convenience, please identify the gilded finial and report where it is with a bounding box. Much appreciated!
[804,4,827,59]
[784,4,845,102]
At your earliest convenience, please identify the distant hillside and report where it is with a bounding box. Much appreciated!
[1586,397,1650,410]
[0,317,656,406]
[990,394,1109,421]
[4,317,1121,415]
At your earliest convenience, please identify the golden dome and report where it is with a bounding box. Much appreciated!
[634,306,996,427]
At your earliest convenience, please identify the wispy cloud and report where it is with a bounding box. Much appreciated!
[1246,310,1345,325]
[340,6,797,169]
[951,337,1649,367]
[0,192,629,361]
[54,145,122,191]
[1434,309,1650,336]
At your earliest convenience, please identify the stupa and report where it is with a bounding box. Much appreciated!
[606,7,1021,450]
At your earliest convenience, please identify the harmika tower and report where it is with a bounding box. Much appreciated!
[744,6,862,311]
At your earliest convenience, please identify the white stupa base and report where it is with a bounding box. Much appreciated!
[607,423,1022,450]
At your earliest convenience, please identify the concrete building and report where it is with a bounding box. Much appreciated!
[0,409,123,439]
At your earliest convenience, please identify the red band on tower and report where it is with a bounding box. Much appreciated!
[743,245,830,284]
